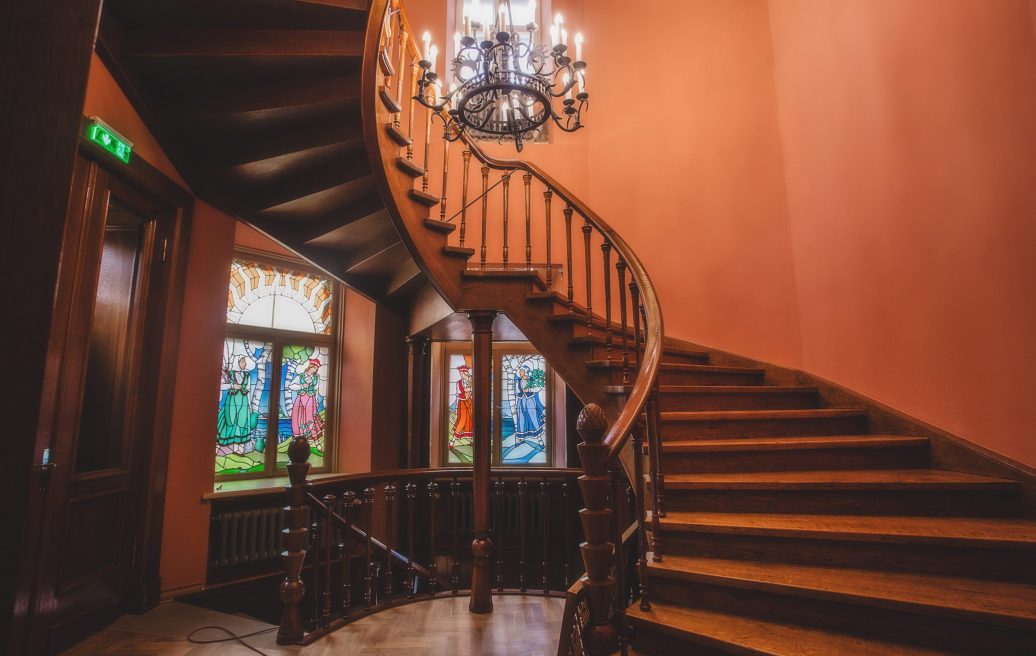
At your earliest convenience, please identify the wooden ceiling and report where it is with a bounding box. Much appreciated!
[98,0,427,305]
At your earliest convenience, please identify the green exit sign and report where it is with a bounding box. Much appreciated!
[86,117,133,164]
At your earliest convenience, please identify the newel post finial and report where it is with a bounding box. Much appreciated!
[575,403,619,655]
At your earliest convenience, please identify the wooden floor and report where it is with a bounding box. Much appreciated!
[61,595,565,655]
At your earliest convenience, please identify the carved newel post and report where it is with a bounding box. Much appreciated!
[576,403,619,655]
[277,435,312,644]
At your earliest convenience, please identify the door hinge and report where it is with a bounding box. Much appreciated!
[161,238,169,263]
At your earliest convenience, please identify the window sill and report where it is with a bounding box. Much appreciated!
[203,472,343,501]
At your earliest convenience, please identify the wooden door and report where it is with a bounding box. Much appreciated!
[27,154,182,654]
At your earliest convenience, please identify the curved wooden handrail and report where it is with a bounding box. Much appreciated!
[454,139,665,465]
[363,0,664,469]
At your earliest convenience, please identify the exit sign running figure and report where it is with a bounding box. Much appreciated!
[85,117,133,164]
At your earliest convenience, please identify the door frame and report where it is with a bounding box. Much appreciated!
[22,129,194,652]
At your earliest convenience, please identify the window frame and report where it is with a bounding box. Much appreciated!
[441,341,554,467]
[215,248,342,482]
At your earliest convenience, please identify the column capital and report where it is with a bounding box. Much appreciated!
[465,309,498,333]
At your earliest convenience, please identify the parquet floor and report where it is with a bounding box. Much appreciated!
[61,595,565,656]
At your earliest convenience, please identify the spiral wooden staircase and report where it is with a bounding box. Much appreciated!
[98,0,1036,653]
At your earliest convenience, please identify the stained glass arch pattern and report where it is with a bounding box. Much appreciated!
[227,259,334,335]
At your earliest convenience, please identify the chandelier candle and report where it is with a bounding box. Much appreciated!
[413,0,589,151]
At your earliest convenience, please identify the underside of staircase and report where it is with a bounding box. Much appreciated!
[97,0,426,306]
[96,1,1036,653]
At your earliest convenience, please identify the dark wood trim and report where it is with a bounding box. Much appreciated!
[1,1,103,650]
[121,29,365,58]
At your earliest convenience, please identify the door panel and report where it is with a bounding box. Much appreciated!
[29,155,179,654]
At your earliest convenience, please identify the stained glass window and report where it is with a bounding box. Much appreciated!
[500,353,548,464]
[446,353,475,464]
[217,255,337,479]
[277,344,330,469]
[216,338,273,475]
[227,259,334,335]
[442,345,551,466]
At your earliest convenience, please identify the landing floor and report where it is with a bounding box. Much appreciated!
[61,595,565,655]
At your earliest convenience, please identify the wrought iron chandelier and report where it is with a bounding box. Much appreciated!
[413,1,588,151]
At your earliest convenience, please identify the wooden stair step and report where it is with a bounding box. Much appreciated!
[385,123,412,147]
[396,156,424,177]
[663,469,1017,491]
[655,512,1036,550]
[653,511,1036,582]
[572,336,709,363]
[657,435,930,473]
[443,245,474,258]
[424,218,456,233]
[379,85,402,113]
[627,600,943,656]
[545,311,638,339]
[660,434,928,453]
[659,408,868,439]
[645,385,820,411]
[588,360,766,385]
[409,188,439,206]
[659,469,1020,515]
[461,269,547,290]
[646,554,1036,630]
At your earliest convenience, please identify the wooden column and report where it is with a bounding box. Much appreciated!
[467,310,497,614]
[576,404,618,655]
[277,437,312,644]
[405,336,431,468]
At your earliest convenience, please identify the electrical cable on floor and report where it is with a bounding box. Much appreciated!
[186,625,277,655]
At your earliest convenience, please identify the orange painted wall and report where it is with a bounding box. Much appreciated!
[159,201,237,596]
[581,0,803,365]
[768,0,1036,466]
[82,53,186,188]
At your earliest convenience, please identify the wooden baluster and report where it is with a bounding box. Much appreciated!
[544,190,554,286]
[582,218,593,334]
[629,280,642,372]
[632,417,651,611]
[524,172,533,269]
[480,166,490,269]
[501,172,511,268]
[561,479,571,586]
[341,490,355,619]
[642,299,668,521]
[518,477,528,592]
[495,477,505,592]
[422,95,432,193]
[311,513,320,628]
[427,479,439,595]
[575,404,618,656]
[405,482,416,597]
[601,240,613,361]
[460,150,472,247]
[384,483,396,602]
[611,466,628,654]
[541,477,550,595]
[616,257,631,386]
[564,206,575,309]
[363,486,375,610]
[394,22,407,129]
[277,437,311,645]
[322,493,335,627]
[406,60,418,161]
[438,130,450,222]
[450,477,461,594]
